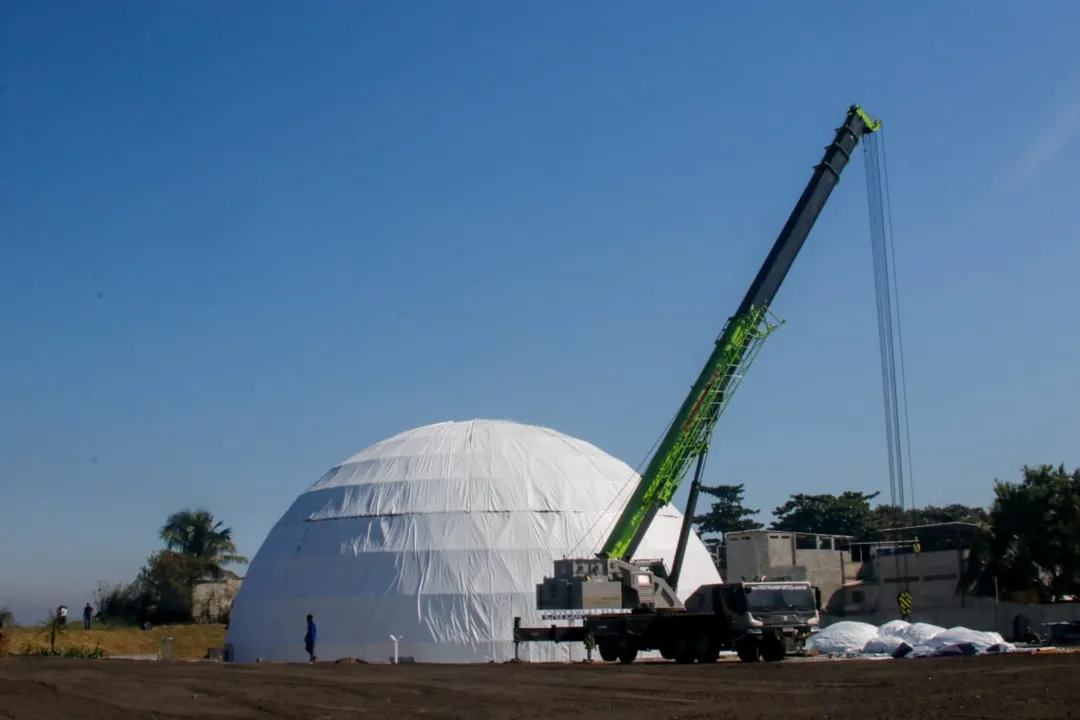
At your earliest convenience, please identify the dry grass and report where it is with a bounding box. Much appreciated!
[1,624,226,659]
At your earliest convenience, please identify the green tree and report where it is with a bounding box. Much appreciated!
[693,484,764,561]
[962,464,1080,601]
[869,503,910,531]
[0,607,14,628]
[694,484,763,536]
[918,503,987,525]
[134,550,205,624]
[94,582,145,626]
[771,491,880,539]
[39,609,69,652]
[160,508,249,581]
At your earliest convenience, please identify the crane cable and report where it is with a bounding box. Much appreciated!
[571,121,920,581]
[567,404,682,559]
[862,126,918,611]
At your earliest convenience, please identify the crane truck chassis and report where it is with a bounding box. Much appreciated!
[514,578,821,664]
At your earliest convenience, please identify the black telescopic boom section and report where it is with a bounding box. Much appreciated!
[734,105,879,318]
[668,449,707,593]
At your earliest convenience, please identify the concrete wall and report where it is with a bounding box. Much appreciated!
[798,547,850,604]
[192,579,242,624]
[870,549,965,609]
[824,595,1080,641]
[725,531,774,582]
[827,548,967,615]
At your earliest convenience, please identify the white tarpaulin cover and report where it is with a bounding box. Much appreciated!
[226,419,722,663]
[807,619,1014,657]
[806,621,880,654]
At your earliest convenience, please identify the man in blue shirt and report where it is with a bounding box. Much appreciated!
[304,614,317,663]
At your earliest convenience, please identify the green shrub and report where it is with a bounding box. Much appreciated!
[20,642,105,659]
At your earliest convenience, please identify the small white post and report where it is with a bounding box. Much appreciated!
[389,634,400,664]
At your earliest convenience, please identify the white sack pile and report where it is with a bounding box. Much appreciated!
[807,619,1014,658]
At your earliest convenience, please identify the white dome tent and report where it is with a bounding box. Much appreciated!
[226,419,722,663]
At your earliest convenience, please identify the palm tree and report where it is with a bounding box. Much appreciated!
[0,607,14,628]
[40,610,68,653]
[160,508,249,581]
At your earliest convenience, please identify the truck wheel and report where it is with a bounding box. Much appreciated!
[735,636,760,663]
[598,641,619,663]
[696,643,721,664]
[618,646,638,664]
[691,634,718,664]
[760,634,786,663]
[696,647,720,663]
[669,636,695,664]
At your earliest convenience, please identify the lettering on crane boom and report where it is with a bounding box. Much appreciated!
[897,591,913,618]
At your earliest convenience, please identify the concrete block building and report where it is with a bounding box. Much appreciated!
[724,522,974,616]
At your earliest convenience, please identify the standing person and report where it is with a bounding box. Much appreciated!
[57,605,67,625]
[83,603,93,630]
[304,614,317,663]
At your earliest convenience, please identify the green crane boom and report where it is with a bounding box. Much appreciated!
[599,104,881,562]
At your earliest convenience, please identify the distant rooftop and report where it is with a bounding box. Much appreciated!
[726,529,854,540]
[876,521,981,534]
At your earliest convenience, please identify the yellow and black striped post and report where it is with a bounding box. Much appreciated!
[897,590,913,620]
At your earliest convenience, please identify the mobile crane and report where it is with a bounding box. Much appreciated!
[513,104,882,663]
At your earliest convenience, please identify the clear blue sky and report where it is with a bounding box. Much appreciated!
[3,1,1079,624]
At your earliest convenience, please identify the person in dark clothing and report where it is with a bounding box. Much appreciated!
[304,614,317,662]
[83,603,93,631]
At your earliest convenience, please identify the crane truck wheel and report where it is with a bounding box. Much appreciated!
[598,637,637,664]
[696,640,721,664]
[666,636,695,664]
[684,634,716,664]
[698,648,721,664]
[735,635,760,663]
[760,634,786,663]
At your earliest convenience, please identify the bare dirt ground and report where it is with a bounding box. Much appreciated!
[1,652,1078,720]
